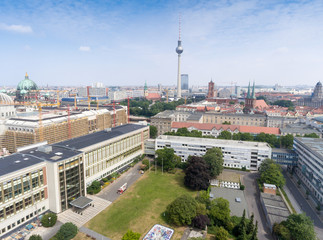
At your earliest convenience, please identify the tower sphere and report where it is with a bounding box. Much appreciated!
[176,41,183,54]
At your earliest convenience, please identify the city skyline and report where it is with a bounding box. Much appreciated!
[1,0,323,87]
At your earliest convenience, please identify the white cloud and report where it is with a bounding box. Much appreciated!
[0,23,32,33]
[79,46,91,52]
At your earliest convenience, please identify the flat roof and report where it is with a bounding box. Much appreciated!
[70,196,93,209]
[0,153,44,177]
[272,148,296,154]
[295,137,323,159]
[58,124,147,150]
[261,192,290,225]
[21,145,83,162]
[157,135,271,149]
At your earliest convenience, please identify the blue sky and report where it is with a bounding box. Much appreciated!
[1,0,323,87]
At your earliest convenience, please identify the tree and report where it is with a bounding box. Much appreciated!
[280,134,294,149]
[284,213,316,240]
[195,190,211,207]
[192,214,210,229]
[273,100,294,108]
[217,131,232,139]
[208,197,231,227]
[41,213,57,227]
[166,194,197,226]
[246,213,254,234]
[304,133,319,138]
[29,235,42,240]
[259,159,285,187]
[57,222,78,240]
[184,156,211,190]
[215,226,229,240]
[149,125,157,138]
[250,221,258,240]
[87,181,101,194]
[203,147,224,178]
[233,209,246,236]
[122,230,141,240]
[155,147,181,171]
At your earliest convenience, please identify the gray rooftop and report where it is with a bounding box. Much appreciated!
[210,187,248,217]
[272,148,296,154]
[261,193,290,225]
[21,145,83,163]
[70,196,93,209]
[295,137,323,159]
[0,153,44,177]
[280,123,321,135]
[57,124,147,150]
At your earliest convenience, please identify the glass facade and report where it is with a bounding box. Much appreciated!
[58,157,85,211]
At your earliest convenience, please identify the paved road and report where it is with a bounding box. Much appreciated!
[97,162,143,202]
[283,170,323,239]
[242,172,273,240]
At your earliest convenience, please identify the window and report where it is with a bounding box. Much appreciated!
[15,200,23,212]
[5,205,14,216]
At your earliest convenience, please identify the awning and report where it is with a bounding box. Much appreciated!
[69,196,93,209]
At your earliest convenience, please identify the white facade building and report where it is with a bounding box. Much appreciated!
[155,135,271,170]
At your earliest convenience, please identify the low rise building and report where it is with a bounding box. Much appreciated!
[271,148,298,166]
[155,135,271,170]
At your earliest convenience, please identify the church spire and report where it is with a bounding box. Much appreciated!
[252,81,256,99]
[247,82,251,98]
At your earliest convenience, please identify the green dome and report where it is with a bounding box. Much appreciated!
[17,73,38,91]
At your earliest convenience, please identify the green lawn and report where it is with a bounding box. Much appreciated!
[86,169,195,240]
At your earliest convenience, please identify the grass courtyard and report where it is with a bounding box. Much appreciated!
[86,169,195,240]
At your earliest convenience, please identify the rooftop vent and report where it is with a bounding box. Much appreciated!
[23,158,29,161]
[15,160,21,163]
[37,145,52,154]
[105,128,112,132]
[55,152,63,156]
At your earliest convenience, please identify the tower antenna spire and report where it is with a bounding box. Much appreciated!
[179,13,181,41]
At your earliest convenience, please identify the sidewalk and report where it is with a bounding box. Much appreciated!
[80,227,112,240]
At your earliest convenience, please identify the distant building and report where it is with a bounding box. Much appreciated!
[207,80,215,98]
[298,81,323,107]
[271,148,298,166]
[77,86,107,97]
[155,135,272,170]
[245,82,256,110]
[181,74,189,90]
[15,73,38,102]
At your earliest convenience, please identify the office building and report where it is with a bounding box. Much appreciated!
[0,123,148,238]
[181,74,189,90]
[155,135,271,170]
[294,137,323,204]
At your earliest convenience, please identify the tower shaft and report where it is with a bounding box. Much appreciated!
[177,54,181,98]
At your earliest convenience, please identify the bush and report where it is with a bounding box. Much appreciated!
[241,166,247,171]
[29,235,42,240]
[102,178,108,182]
[215,226,229,240]
[41,213,57,227]
[57,222,78,240]
[192,214,210,229]
[240,185,245,190]
[122,230,141,240]
[87,181,101,195]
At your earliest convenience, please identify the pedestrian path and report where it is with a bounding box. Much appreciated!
[80,226,112,240]
[58,195,111,227]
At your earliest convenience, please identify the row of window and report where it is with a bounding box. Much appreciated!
[0,206,46,236]
[0,190,45,220]
[0,170,44,203]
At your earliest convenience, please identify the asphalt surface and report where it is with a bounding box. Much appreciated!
[282,169,323,239]
[242,171,273,240]
[97,163,143,202]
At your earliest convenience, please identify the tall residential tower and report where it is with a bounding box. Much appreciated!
[176,16,183,99]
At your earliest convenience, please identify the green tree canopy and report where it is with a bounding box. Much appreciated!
[149,125,157,138]
[41,212,57,227]
[259,159,285,187]
[57,222,78,240]
[29,235,42,240]
[217,131,232,140]
[203,147,224,178]
[184,156,211,190]
[155,147,181,171]
[280,134,294,149]
[273,100,294,108]
[284,214,315,240]
[303,133,319,138]
[166,194,197,226]
[122,230,141,240]
[214,226,229,240]
[208,197,231,227]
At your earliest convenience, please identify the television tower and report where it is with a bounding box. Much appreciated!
[176,15,183,99]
